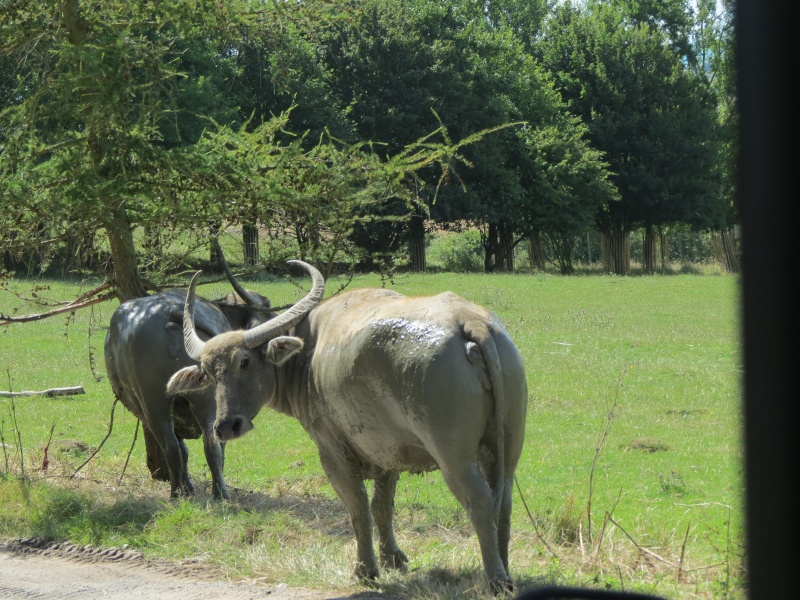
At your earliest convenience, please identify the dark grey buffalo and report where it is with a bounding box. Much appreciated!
[103,247,282,500]
[166,261,528,591]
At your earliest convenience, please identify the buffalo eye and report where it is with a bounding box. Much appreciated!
[240,355,249,369]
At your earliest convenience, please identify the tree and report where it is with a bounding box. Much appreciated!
[0,1,464,285]
[518,119,618,274]
[320,0,614,272]
[320,0,486,270]
[481,0,554,52]
[689,0,739,272]
[1,1,252,296]
[1,0,297,478]
[537,1,725,274]
[607,0,695,62]
[1,0,483,478]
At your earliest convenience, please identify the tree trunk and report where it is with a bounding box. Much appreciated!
[658,227,668,270]
[142,424,170,482]
[498,221,514,271]
[105,207,146,301]
[548,232,576,274]
[483,223,498,272]
[643,225,657,274]
[527,232,546,270]
[408,213,426,272]
[712,227,740,273]
[243,223,259,266]
[723,227,740,272]
[600,226,631,274]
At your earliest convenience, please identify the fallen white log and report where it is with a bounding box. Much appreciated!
[0,386,86,398]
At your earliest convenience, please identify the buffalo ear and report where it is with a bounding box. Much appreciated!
[167,366,210,395]
[265,336,303,366]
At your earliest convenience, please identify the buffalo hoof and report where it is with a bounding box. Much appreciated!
[170,481,195,499]
[490,577,515,596]
[212,484,231,502]
[380,549,409,572]
[353,561,379,584]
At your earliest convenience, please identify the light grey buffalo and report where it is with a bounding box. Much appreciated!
[166,261,528,591]
[104,247,280,500]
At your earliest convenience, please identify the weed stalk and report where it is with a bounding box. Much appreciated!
[87,305,105,383]
[72,397,118,477]
[10,399,25,478]
[514,476,558,559]
[1,417,8,477]
[6,369,26,479]
[41,421,56,471]
[587,366,628,542]
[119,418,140,485]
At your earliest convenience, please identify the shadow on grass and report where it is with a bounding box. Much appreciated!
[226,485,353,538]
[372,567,556,600]
[1,476,353,544]
[5,478,557,599]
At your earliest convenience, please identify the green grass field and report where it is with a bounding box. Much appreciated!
[0,270,743,599]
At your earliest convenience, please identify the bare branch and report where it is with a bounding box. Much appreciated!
[0,288,116,326]
[3,281,111,307]
[515,475,559,559]
[119,419,140,485]
[608,515,680,568]
[0,386,85,398]
[73,281,112,303]
[72,398,119,477]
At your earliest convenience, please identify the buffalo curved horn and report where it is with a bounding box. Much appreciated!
[242,260,325,349]
[182,270,207,361]
[214,236,262,307]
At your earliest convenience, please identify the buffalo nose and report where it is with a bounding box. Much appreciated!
[214,416,251,441]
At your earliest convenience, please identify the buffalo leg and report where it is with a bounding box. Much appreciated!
[145,416,193,498]
[189,397,229,501]
[497,475,513,572]
[480,451,513,573]
[135,379,194,497]
[202,434,229,500]
[440,462,512,592]
[142,425,170,481]
[177,438,195,495]
[371,471,408,570]
[318,448,378,581]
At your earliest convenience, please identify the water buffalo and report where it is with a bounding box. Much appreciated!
[166,261,528,591]
[103,245,292,500]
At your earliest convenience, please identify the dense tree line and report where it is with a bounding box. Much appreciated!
[1,0,736,291]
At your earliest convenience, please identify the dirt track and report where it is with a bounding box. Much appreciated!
[0,539,380,600]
